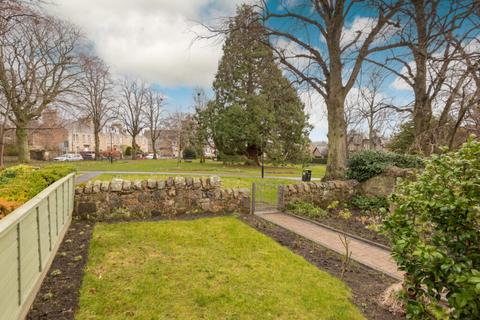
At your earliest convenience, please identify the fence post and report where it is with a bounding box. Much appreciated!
[251,183,256,214]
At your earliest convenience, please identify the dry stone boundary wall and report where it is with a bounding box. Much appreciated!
[278,180,359,209]
[74,176,251,220]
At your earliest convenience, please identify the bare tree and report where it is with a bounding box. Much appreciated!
[144,88,165,159]
[76,54,115,158]
[253,0,404,179]
[117,78,147,159]
[355,68,392,149]
[0,96,11,167]
[367,0,478,154]
[190,88,210,163]
[166,109,190,166]
[0,12,80,162]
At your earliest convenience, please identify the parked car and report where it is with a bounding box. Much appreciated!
[145,153,161,159]
[53,153,83,161]
[80,151,96,160]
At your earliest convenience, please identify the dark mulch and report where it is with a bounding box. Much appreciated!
[240,214,403,320]
[27,213,402,320]
[27,221,94,320]
[305,209,390,246]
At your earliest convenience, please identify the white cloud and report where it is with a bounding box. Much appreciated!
[45,0,249,87]
[340,16,399,51]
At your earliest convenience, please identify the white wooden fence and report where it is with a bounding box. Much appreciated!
[0,173,75,320]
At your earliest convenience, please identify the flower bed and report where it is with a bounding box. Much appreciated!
[0,164,75,218]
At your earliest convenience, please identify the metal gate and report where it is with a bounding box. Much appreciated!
[251,181,280,213]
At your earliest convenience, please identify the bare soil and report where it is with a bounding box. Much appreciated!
[27,221,93,320]
[307,209,390,246]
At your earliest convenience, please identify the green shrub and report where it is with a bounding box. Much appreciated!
[351,195,389,211]
[286,201,328,219]
[183,147,197,160]
[310,157,327,164]
[384,137,480,318]
[0,164,75,217]
[4,144,18,156]
[346,150,423,182]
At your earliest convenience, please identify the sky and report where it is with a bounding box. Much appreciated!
[45,0,412,142]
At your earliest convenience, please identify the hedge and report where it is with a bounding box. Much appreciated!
[346,150,423,182]
[0,164,75,218]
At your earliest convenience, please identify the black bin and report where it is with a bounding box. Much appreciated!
[302,169,312,182]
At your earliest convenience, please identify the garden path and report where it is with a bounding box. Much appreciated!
[76,171,321,184]
[256,211,403,280]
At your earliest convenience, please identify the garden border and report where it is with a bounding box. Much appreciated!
[283,210,391,251]
[0,173,75,320]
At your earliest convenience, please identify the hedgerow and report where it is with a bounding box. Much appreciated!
[0,164,75,218]
[384,137,480,319]
[346,150,423,182]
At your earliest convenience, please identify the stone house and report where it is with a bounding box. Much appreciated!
[68,120,149,154]
[9,109,149,157]
[347,131,387,154]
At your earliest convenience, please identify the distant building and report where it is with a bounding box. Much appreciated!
[144,129,217,158]
[144,129,180,158]
[347,131,387,154]
[310,141,328,159]
[67,120,148,154]
[13,108,149,158]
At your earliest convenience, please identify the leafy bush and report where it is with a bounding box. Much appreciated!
[183,147,197,160]
[310,157,327,164]
[351,195,389,211]
[286,201,328,219]
[384,137,480,319]
[0,164,75,217]
[346,150,423,182]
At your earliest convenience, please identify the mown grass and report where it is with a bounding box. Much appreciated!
[70,159,325,178]
[77,217,364,320]
[92,173,293,205]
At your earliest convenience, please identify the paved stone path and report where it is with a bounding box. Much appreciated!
[75,172,102,184]
[76,170,321,184]
[256,211,403,280]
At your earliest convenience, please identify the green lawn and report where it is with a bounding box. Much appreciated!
[71,159,325,178]
[77,217,364,319]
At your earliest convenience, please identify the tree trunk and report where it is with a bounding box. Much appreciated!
[0,116,7,168]
[131,135,137,160]
[246,144,260,166]
[94,130,100,160]
[16,125,30,163]
[412,0,432,155]
[368,121,375,150]
[151,138,157,159]
[325,92,347,180]
[0,129,5,168]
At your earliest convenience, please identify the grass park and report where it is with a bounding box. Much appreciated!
[76,217,364,320]
[1,0,479,318]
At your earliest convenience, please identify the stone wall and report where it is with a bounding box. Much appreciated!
[278,180,359,209]
[74,176,251,221]
[358,166,417,197]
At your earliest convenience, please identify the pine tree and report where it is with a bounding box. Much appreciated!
[209,5,310,165]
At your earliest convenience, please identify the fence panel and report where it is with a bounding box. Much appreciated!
[0,173,75,320]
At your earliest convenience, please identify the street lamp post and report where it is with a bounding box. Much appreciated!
[260,118,266,179]
[110,126,113,164]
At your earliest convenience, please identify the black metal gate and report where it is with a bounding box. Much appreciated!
[251,181,280,213]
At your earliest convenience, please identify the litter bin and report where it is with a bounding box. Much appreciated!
[302,169,312,182]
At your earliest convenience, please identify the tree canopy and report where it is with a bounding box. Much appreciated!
[206,5,310,165]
